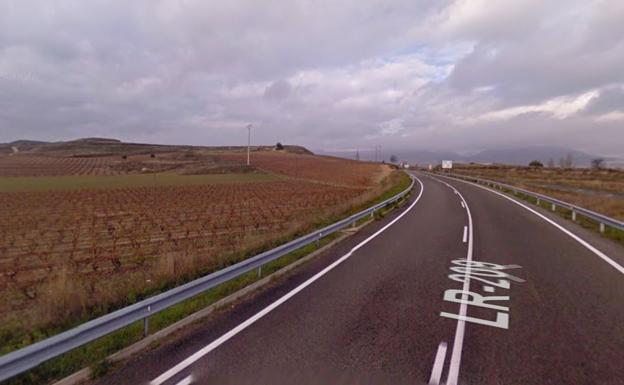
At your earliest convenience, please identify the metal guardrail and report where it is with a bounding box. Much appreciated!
[0,176,415,382]
[436,172,624,233]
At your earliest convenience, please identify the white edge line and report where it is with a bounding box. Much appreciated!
[427,174,473,385]
[442,175,624,276]
[149,177,425,385]
[428,341,448,385]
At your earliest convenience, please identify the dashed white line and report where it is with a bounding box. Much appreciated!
[428,174,474,385]
[446,188,474,385]
[440,174,624,276]
[462,226,468,243]
[428,341,448,385]
[149,177,425,385]
[460,201,465,209]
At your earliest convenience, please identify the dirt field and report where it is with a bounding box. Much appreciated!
[450,164,624,221]
[215,151,385,187]
[0,139,399,343]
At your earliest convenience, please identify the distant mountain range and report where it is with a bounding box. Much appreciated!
[319,146,622,167]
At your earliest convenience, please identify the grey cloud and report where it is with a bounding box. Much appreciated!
[263,80,291,101]
[442,1,624,105]
[584,86,624,114]
[0,0,623,158]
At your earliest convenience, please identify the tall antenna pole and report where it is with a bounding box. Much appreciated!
[246,123,252,165]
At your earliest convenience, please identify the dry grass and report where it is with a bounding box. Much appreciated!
[453,164,624,220]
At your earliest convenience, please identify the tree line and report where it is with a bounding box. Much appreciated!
[529,154,606,169]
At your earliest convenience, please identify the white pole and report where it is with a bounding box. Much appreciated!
[246,123,251,166]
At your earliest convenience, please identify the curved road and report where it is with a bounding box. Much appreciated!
[93,173,624,385]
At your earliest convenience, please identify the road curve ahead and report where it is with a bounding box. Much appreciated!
[92,173,624,385]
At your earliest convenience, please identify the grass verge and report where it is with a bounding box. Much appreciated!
[4,171,412,385]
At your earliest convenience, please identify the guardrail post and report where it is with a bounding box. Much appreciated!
[144,306,151,338]
[370,209,374,219]
[316,232,322,248]
[448,173,623,238]
[257,266,262,277]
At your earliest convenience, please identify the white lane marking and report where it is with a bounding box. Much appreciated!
[441,175,624,276]
[462,226,468,243]
[175,375,193,385]
[428,175,473,385]
[428,341,448,385]
[149,177,425,385]
[460,201,465,209]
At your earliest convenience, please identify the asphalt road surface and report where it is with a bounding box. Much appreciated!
[93,173,624,385]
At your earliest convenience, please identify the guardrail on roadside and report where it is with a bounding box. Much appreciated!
[434,172,624,233]
[0,176,415,382]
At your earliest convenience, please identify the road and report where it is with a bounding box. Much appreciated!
[93,173,624,385]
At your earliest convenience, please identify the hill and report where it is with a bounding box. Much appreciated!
[0,138,313,157]
[0,138,390,188]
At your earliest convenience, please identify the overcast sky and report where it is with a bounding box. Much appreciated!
[1,0,623,156]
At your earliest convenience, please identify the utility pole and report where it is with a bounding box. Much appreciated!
[246,123,252,165]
